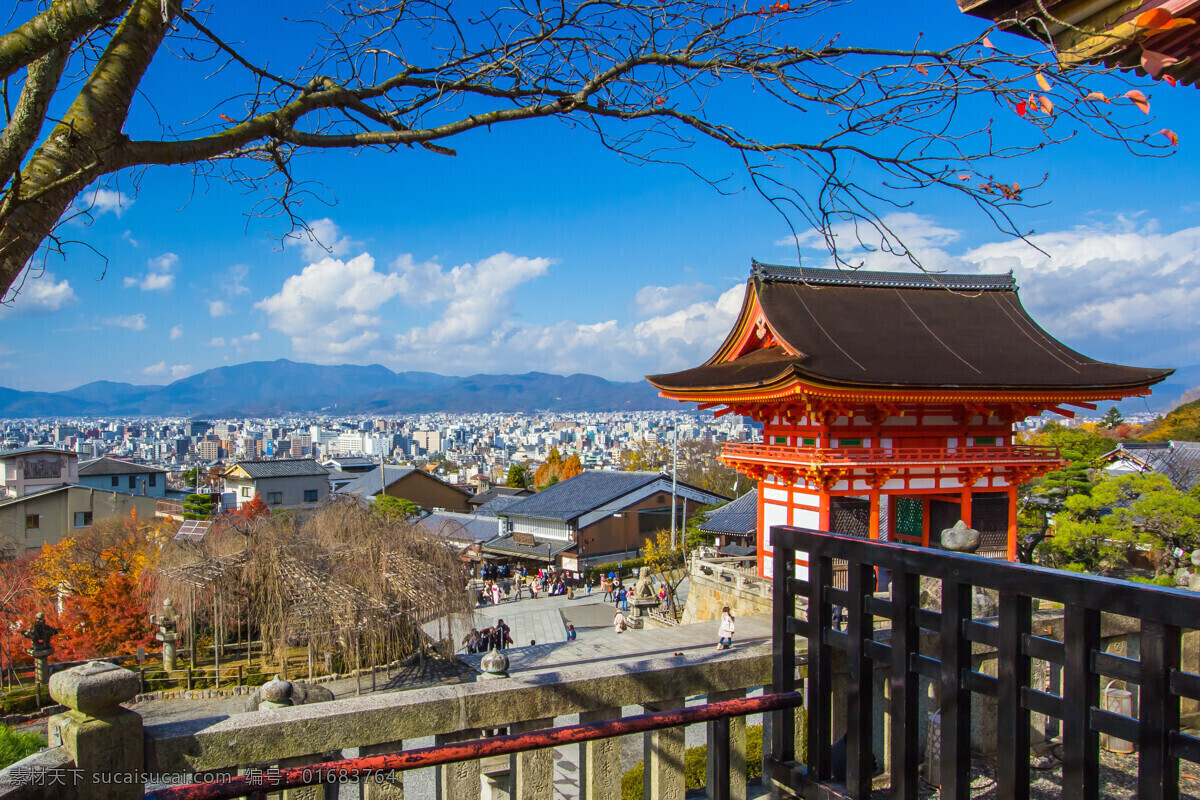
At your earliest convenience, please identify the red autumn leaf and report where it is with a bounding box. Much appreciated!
[1125,89,1151,114]
[914,64,928,76]
[1159,128,1179,146]
[1038,95,1054,114]
[1084,90,1110,103]
[982,36,995,48]
[654,96,666,105]
[1141,50,1180,78]
[1136,8,1175,29]
[1165,75,1179,87]
[1013,100,1028,118]
[958,174,971,180]
[1036,72,1052,92]
[220,113,233,121]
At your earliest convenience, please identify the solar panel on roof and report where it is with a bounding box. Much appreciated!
[174,520,211,542]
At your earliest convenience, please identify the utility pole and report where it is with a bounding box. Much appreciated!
[670,417,679,550]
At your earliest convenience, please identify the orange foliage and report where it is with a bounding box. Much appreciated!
[58,572,155,659]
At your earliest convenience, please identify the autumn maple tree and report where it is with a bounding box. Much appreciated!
[0,0,1181,300]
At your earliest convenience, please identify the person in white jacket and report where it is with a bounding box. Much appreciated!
[717,606,735,650]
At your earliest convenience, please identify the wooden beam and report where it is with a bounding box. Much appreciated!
[1047,406,1076,419]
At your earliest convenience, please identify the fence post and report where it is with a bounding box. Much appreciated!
[187,666,193,690]
[238,665,243,687]
[47,662,142,800]
[139,668,146,694]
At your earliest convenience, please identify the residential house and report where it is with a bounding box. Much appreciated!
[223,459,330,510]
[467,486,533,512]
[78,457,168,498]
[0,446,79,498]
[323,456,378,474]
[336,466,473,512]
[698,490,758,553]
[487,470,728,570]
[1097,441,1200,492]
[0,485,159,552]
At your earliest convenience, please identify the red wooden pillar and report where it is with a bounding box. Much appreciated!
[959,488,973,527]
[1006,484,1019,562]
[921,497,931,547]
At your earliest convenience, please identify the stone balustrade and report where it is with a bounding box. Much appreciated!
[0,648,779,800]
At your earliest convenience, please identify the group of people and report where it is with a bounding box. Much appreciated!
[475,566,597,606]
[462,620,513,653]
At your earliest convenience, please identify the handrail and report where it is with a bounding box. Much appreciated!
[723,442,1060,465]
[144,691,804,800]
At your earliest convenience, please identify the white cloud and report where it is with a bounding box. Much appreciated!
[230,332,261,347]
[0,269,78,313]
[122,230,139,248]
[105,314,147,331]
[206,337,226,347]
[286,218,361,262]
[79,187,132,217]
[223,264,250,296]
[208,300,231,317]
[169,325,184,340]
[630,283,712,319]
[257,252,409,358]
[124,252,177,291]
[143,362,192,379]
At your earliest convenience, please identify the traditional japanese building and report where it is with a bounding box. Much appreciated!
[647,262,1172,579]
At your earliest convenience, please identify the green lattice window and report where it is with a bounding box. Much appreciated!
[894,497,923,544]
[839,438,862,447]
[774,436,788,445]
[802,437,816,446]
[974,436,996,446]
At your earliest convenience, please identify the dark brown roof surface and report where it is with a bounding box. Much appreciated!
[648,264,1172,393]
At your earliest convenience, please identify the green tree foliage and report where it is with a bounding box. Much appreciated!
[1139,399,1200,443]
[684,503,723,550]
[1040,473,1200,576]
[1100,406,1126,430]
[1022,422,1115,463]
[182,493,215,520]
[505,464,530,489]
[373,495,420,520]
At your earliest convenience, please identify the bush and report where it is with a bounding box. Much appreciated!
[620,725,769,800]
[244,672,270,687]
[0,691,41,717]
[587,558,646,582]
[0,725,44,769]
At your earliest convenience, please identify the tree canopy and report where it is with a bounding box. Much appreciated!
[0,1,1173,301]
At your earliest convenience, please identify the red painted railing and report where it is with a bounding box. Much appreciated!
[723,443,1060,466]
[143,691,804,800]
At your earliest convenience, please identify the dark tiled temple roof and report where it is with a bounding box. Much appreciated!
[699,491,758,536]
[648,263,1172,393]
[499,471,664,522]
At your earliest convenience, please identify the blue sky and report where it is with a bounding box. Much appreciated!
[3,1,1200,393]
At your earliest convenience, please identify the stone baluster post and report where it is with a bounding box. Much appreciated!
[509,717,554,800]
[643,698,686,800]
[47,661,143,800]
[579,706,622,800]
[434,729,481,800]
[705,689,747,800]
[356,741,404,800]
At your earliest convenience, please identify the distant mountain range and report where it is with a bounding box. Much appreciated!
[0,360,679,417]
[2,358,1194,419]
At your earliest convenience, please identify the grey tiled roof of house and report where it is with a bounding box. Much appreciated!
[718,543,757,557]
[231,459,329,479]
[499,471,665,522]
[337,465,416,496]
[1109,441,1200,491]
[79,457,168,476]
[474,494,524,517]
[481,534,576,561]
[418,512,500,543]
[699,491,757,536]
[0,446,74,458]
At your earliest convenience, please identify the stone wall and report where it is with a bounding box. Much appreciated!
[681,558,773,624]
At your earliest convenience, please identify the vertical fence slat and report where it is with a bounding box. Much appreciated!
[771,542,797,766]
[1139,621,1181,800]
[707,716,731,800]
[997,591,1031,800]
[889,569,919,800]
[940,579,971,800]
[809,554,833,781]
[845,561,874,797]
[1062,605,1100,800]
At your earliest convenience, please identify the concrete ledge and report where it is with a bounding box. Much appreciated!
[0,747,73,800]
[145,647,772,773]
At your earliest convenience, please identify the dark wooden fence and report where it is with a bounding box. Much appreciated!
[765,525,1200,800]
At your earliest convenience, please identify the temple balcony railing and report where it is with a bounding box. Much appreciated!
[722,442,1061,470]
[766,525,1200,800]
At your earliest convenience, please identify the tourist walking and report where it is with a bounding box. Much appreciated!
[602,578,613,601]
[566,624,577,641]
[613,607,627,634]
[496,619,513,650]
[717,606,736,650]
[491,582,502,606]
